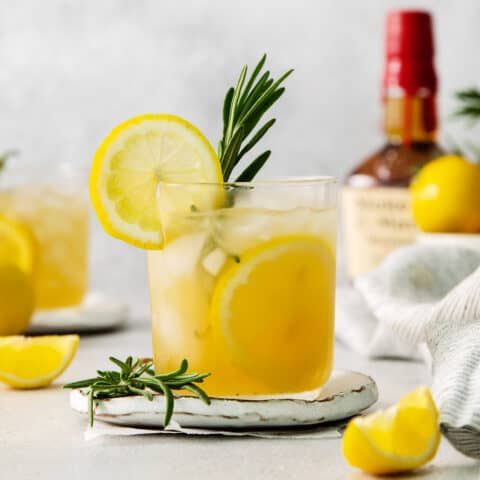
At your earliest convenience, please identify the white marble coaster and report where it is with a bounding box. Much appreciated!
[70,370,377,430]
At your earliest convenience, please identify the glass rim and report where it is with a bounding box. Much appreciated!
[157,175,338,188]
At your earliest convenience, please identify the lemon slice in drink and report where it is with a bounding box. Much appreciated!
[0,335,79,389]
[0,215,35,273]
[343,386,441,475]
[90,114,223,249]
[210,235,335,391]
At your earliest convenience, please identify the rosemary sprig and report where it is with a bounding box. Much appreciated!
[64,356,211,427]
[454,88,480,122]
[449,87,480,162]
[218,54,293,182]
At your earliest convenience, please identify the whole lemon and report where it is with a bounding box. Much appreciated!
[410,155,480,233]
[0,264,34,335]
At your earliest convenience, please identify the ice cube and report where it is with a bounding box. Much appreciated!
[201,247,227,276]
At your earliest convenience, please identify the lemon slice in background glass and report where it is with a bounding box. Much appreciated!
[90,114,223,249]
[343,386,441,475]
[0,215,35,273]
[0,216,35,335]
[209,235,335,392]
[0,335,79,389]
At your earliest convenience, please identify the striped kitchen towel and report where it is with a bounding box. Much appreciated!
[336,244,480,458]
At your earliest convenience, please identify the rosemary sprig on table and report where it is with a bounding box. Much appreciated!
[64,356,211,427]
[218,54,293,182]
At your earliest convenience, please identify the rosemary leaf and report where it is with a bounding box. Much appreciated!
[240,69,292,121]
[88,389,94,427]
[235,150,271,182]
[183,384,211,405]
[223,126,245,179]
[237,72,272,120]
[238,119,276,160]
[154,358,189,380]
[129,386,153,401]
[450,87,480,161]
[221,87,235,143]
[453,87,480,121]
[239,53,267,106]
[219,87,235,160]
[109,356,129,372]
[64,378,99,389]
[240,83,288,129]
[225,65,248,144]
[242,88,285,140]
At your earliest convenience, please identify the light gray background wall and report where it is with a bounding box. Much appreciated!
[1,0,479,316]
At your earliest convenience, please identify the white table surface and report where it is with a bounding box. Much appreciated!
[0,317,477,480]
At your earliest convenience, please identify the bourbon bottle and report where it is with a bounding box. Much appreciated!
[343,10,443,278]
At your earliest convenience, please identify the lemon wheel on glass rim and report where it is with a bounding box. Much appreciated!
[90,114,223,249]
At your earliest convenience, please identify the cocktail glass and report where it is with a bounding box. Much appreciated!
[0,163,89,310]
[148,177,337,396]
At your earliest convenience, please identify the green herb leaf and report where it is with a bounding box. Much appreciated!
[450,87,480,162]
[218,55,293,182]
[225,65,248,145]
[235,150,271,182]
[222,125,245,180]
[239,53,267,106]
[454,88,480,121]
[238,119,276,161]
[64,356,211,428]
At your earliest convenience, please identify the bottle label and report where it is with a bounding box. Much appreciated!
[342,187,418,278]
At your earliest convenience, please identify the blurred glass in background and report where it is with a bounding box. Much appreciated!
[0,162,89,310]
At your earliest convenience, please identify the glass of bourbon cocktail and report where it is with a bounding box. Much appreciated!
[148,178,337,396]
[0,163,89,310]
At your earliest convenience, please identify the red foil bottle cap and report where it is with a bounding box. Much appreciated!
[384,10,437,96]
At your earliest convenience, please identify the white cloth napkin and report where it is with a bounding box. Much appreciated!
[336,245,480,459]
[83,420,344,441]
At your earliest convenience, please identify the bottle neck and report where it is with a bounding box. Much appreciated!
[383,93,437,145]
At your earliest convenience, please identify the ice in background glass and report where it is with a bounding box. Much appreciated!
[0,164,89,309]
[148,178,337,396]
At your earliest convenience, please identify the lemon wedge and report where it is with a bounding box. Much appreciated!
[209,235,335,392]
[90,114,223,249]
[0,335,79,389]
[343,386,441,475]
[0,215,35,273]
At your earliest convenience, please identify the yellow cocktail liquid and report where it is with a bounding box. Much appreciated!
[148,205,336,396]
[0,186,89,309]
